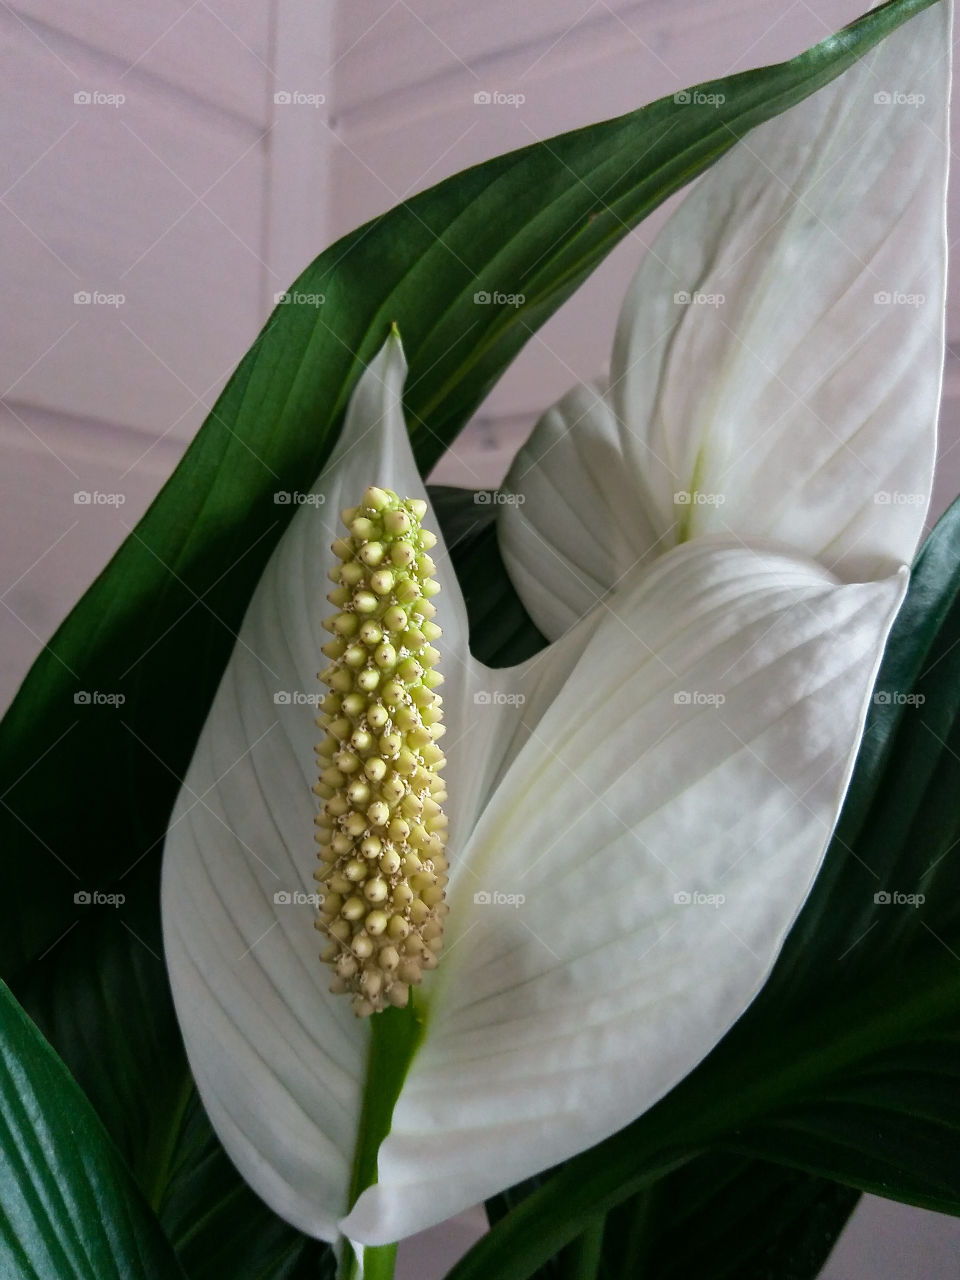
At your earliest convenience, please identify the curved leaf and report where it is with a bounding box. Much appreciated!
[601,1154,859,1280]
[0,980,184,1280]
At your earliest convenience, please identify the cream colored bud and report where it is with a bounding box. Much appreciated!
[366,703,390,730]
[381,680,405,706]
[363,877,389,903]
[360,835,382,859]
[367,799,390,827]
[350,516,377,540]
[353,933,374,959]
[381,776,405,806]
[359,620,382,645]
[384,509,411,535]
[390,541,415,567]
[344,644,366,668]
[365,910,389,936]
[343,812,368,837]
[364,485,390,510]
[332,612,358,637]
[379,847,401,876]
[359,540,384,567]
[364,756,388,783]
[374,643,397,669]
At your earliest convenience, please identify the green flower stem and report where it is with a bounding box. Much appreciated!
[341,994,426,1280]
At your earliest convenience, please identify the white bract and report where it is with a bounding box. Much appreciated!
[161,2,948,1259]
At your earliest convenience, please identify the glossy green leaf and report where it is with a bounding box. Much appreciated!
[483,1133,859,1280]
[600,1155,859,1280]
[0,979,184,1280]
[445,492,960,1280]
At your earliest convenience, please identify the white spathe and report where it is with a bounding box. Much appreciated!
[499,3,949,640]
[161,0,948,1255]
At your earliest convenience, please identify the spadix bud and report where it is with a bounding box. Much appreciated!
[316,488,448,1016]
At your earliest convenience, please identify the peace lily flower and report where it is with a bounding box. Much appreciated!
[161,2,948,1267]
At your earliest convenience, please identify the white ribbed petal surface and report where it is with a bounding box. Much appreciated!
[499,378,661,638]
[343,540,906,1242]
[499,4,948,640]
[161,337,482,1241]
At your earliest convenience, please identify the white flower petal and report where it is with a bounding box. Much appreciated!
[161,334,480,1241]
[342,539,906,1243]
[497,378,662,639]
[500,4,948,638]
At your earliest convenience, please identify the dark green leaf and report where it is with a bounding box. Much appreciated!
[0,979,184,1280]
[601,1155,859,1280]
[429,486,546,666]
